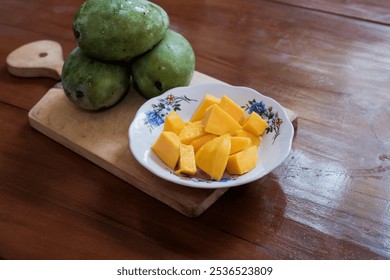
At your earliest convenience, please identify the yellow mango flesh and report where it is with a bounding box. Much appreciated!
[202,104,242,135]
[151,131,180,169]
[230,136,251,155]
[227,145,258,175]
[179,120,208,144]
[219,95,245,123]
[235,129,262,146]
[190,134,217,152]
[163,111,186,135]
[151,94,265,180]
[190,94,221,122]
[195,134,231,181]
[242,112,268,136]
[175,144,197,175]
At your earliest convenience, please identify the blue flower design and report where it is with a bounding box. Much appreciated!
[242,99,283,143]
[145,110,164,127]
[249,101,266,115]
[144,95,197,132]
[219,177,234,182]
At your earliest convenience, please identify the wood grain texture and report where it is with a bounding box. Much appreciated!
[268,0,390,25]
[1,0,389,259]
[6,40,63,80]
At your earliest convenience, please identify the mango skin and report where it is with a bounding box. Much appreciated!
[62,47,130,110]
[132,29,195,99]
[73,0,169,61]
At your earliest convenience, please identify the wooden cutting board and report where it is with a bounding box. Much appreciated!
[7,40,298,217]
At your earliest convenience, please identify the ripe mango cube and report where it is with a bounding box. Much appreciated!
[219,95,245,123]
[179,120,208,144]
[163,111,186,135]
[195,134,231,181]
[230,136,251,155]
[202,104,242,135]
[190,134,217,152]
[227,145,258,175]
[151,131,180,169]
[175,144,197,176]
[242,112,268,136]
[235,129,262,146]
[190,94,220,122]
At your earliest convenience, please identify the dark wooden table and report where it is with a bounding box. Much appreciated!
[1,0,389,260]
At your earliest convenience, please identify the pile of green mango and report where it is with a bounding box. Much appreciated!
[62,0,195,110]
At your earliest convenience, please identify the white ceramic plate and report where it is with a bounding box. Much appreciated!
[129,83,294,189]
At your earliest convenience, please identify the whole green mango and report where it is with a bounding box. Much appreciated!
[73,0,169,61]
[62,47,130,110]
[132,29,195,99]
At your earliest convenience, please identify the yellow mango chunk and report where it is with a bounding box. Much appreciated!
[190,134,217,152]
[202,104,242,135]
[179,121,208,144]
[227,145,258,175]
[175,144,197,176]
[230,136,251,155]
[242,112,268,136]
[190,94,221,122]
[195,134,231,181]
[163,111,186,135]
[151,131,180,169]
[151,94,267,180]
[219,95,245,123]
[235,129,262,146]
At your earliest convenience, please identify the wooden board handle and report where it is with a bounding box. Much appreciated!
[6,40,64,80]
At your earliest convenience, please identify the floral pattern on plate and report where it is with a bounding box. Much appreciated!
[143,94,197,132]
[169,170,239,184]
[242,99,283,143]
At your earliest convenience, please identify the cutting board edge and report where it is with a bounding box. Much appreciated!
[28,108,230,218]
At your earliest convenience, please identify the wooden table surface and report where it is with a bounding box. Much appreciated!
[1,0,389,260]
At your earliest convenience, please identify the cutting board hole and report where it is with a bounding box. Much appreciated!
[39,52,48,58]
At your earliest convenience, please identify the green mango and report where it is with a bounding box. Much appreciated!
[73,0,169,61]
[62,47,130,110]
[132,29,195,99]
